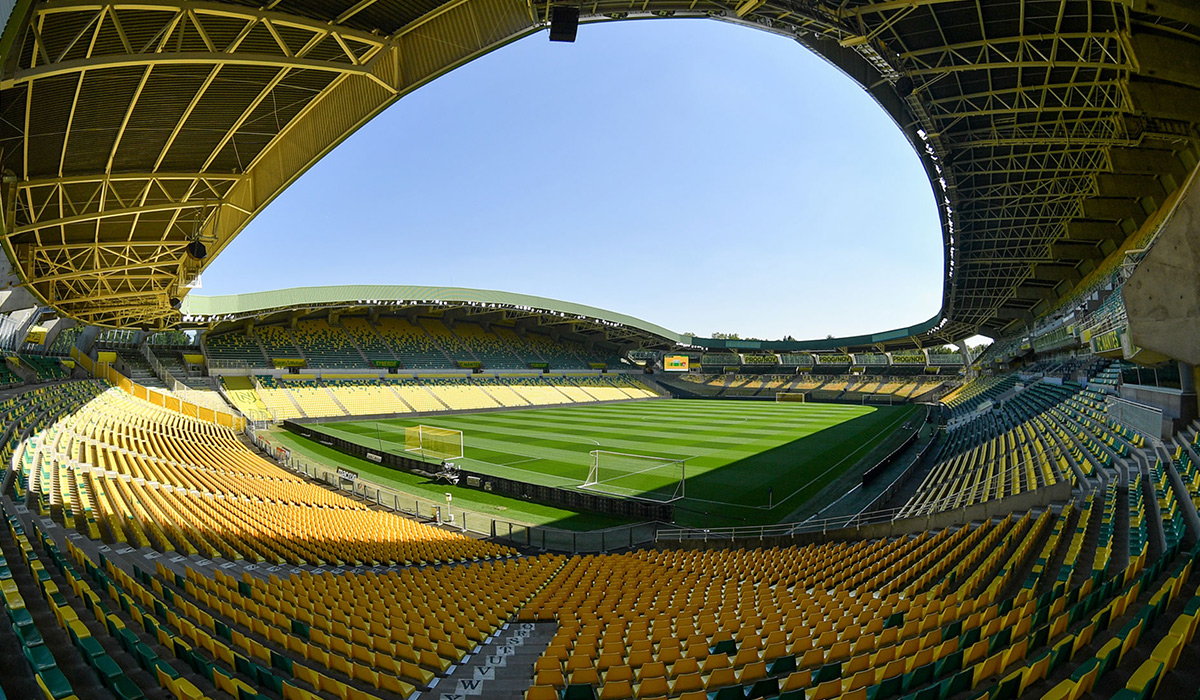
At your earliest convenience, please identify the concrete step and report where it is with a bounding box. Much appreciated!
[425,621,555,700]
[10,500,238,700]
[0,503,113,700]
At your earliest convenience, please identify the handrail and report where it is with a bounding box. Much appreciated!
[70,346,246,431]
[655,444,1066,543]
[141,344,187,393]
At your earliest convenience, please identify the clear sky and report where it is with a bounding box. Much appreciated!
[199,18,944,342]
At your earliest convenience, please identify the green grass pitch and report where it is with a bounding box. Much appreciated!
[285,399,918,529]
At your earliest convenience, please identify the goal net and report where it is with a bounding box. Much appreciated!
[863,393,896,405]
[581,450,686,503]
[404,425,464,462]
[776,392,807,403]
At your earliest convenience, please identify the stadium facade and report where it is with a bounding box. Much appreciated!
[1,2,1200,700]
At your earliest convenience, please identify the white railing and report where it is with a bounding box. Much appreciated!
[207,358,263,370]
[141,344,187,393]
[655,507,908,543]
[928,354,964,366]
[1106,396,1164,441]
[1079,288,1128,342]
[250,375,279,423]
[657,445,1071,544]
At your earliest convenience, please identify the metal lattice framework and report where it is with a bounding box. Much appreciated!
[1,0,1198,339]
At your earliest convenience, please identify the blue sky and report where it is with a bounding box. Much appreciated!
[201,19,943,341]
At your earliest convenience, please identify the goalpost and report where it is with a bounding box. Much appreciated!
[862,393,896,406]
[582,450,686,503]
[404,425,464,462]
[776,392,807,403]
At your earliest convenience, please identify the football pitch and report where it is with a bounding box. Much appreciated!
[292,399,919,528]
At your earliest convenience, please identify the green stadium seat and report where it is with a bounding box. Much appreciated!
[869,674,904,700]
[36,667,75,700]
[111,676,144,700]
[24,643,57,672]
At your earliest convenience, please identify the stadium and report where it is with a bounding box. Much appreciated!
[2,1,1200,700]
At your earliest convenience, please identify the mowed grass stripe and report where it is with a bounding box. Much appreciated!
[329,414,797,456]
[373,405,848,436]
[328,407,887,476]
[383,402,866,442]
[320,402,891,481]
[332,409,862,469]
[448,411,849,440]
[305,399,917,526]
[267,430,628,530]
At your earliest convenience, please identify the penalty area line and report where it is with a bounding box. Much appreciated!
[680,406,916,511]
[499,457,542,467]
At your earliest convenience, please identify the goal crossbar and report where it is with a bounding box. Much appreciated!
[582,450,686,503]
[404,425,464,461]
[862,393,896,405]
[776,392,807,403]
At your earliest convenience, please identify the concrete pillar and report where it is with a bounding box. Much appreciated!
[954,341,973,366]
[76,326,102,355]
[41,318,76,352]
[1181,362,1198,426]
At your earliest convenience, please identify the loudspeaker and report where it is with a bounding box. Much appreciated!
[894,76,914,98]
[549,6,579,42]
[186,240,208,260]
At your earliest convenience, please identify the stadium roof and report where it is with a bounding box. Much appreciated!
[184,284,951,353]
[185,284,690,348]
[2,0,1199,341]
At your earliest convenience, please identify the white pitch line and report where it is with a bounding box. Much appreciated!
[806,483,862,521]
[458,456,574,483]
[499,457,541,467]
[769,407,915,511]
[682,406,916,511]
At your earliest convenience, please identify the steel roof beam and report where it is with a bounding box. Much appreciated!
[9,201,220,235]
[4,52,386,89]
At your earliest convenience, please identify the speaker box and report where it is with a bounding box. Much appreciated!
[549,6,579,42]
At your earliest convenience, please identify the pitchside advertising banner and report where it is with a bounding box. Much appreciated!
[663,355,689,372]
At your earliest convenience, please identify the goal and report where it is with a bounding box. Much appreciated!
[776,392,807,403]
[862,393,896,405]
[404,425,464,462]
[581,450,686,503]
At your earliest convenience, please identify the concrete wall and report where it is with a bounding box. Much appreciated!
[1125,162,1200,365]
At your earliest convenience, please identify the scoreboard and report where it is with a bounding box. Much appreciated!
[663,355,690,372]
